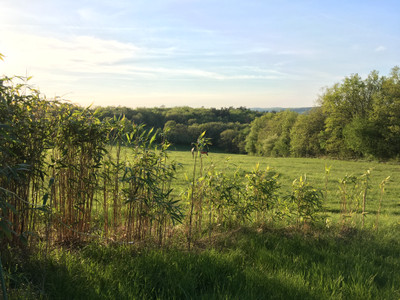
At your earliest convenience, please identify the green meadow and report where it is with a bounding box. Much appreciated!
[169,150,400,225]
[7,152,400,299]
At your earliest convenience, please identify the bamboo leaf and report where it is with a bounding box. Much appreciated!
[0,220,12,239]
[42,193,49,206]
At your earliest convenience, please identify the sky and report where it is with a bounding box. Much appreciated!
[0,0,399,109]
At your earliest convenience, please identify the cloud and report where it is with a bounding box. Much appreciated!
[277,49,317,56]
[1,31,141,73]
[0,27,300,108]
[374,45,386,52]
[77,8,100,22]
[1,29,290,83]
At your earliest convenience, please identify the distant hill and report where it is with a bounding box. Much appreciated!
[250,107,314,114]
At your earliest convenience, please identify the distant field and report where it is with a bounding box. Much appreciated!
[167,150,400,226]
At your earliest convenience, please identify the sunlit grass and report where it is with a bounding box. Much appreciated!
[169,150,400,226]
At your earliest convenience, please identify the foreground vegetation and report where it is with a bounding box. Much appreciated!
[3,146,400,299]
[7,224,400,299]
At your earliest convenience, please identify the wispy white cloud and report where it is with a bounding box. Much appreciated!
[375,45,386,52]
[1,29,291,82]
[277,49,318,56]
[77,7,101,22]
[1,31,139,73]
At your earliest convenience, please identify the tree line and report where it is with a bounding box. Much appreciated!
[246,66,400,160]
[94,66,400,160]
[95,106,263,153]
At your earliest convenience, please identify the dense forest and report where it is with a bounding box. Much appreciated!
[94,106,264,153]
[246,66,400,160]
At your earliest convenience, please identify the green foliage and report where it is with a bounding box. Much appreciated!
[343,117,379,157]
[338,174,361,222]
[122,126,182,243]
[369,66,400,159]
[246,66,400,160]
[337,169,373,228]
[50,105,109,241]
[289,175,323,225]
[290,107,326,157]
[220,127,249,153]
[320,67,400,159]
[246,110,298,156]
[0,76,55,247]
[205,166,248,226]
[0,76,184,249]
[97,106,261,153]
[320,73,375,157]
[245,113,272,155]
[186,131,212,249]
[245,164,280,220]
[375,176,390,230]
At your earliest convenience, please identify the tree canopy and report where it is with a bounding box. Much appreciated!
[246,66,400,160]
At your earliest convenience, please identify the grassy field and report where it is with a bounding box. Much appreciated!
[5,152,400,299]
[169,150,400,226]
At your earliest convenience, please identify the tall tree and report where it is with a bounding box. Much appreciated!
[246,111,298,157]
[369,66,400,159]
[320,72,378,157]
[290,107,326,157]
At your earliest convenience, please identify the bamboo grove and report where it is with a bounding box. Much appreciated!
[0,77,184,249]
[0,77,392,254]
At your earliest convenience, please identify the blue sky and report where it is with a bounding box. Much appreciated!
[0,0,399,108]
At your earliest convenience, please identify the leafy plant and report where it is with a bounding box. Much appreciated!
[187,131,211,250]
[245,164,280,222]
[0,76,54,246]
[375,176,390,231]
[360,169,371,228]
[338,175,360,225]
[122,126,182,244]
[289,175,323,226]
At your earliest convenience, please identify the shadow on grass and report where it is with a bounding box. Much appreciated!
[31,246,318,299]
[12,225,400,299]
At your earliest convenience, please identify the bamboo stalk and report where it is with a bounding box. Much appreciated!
[0,255,8,300]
